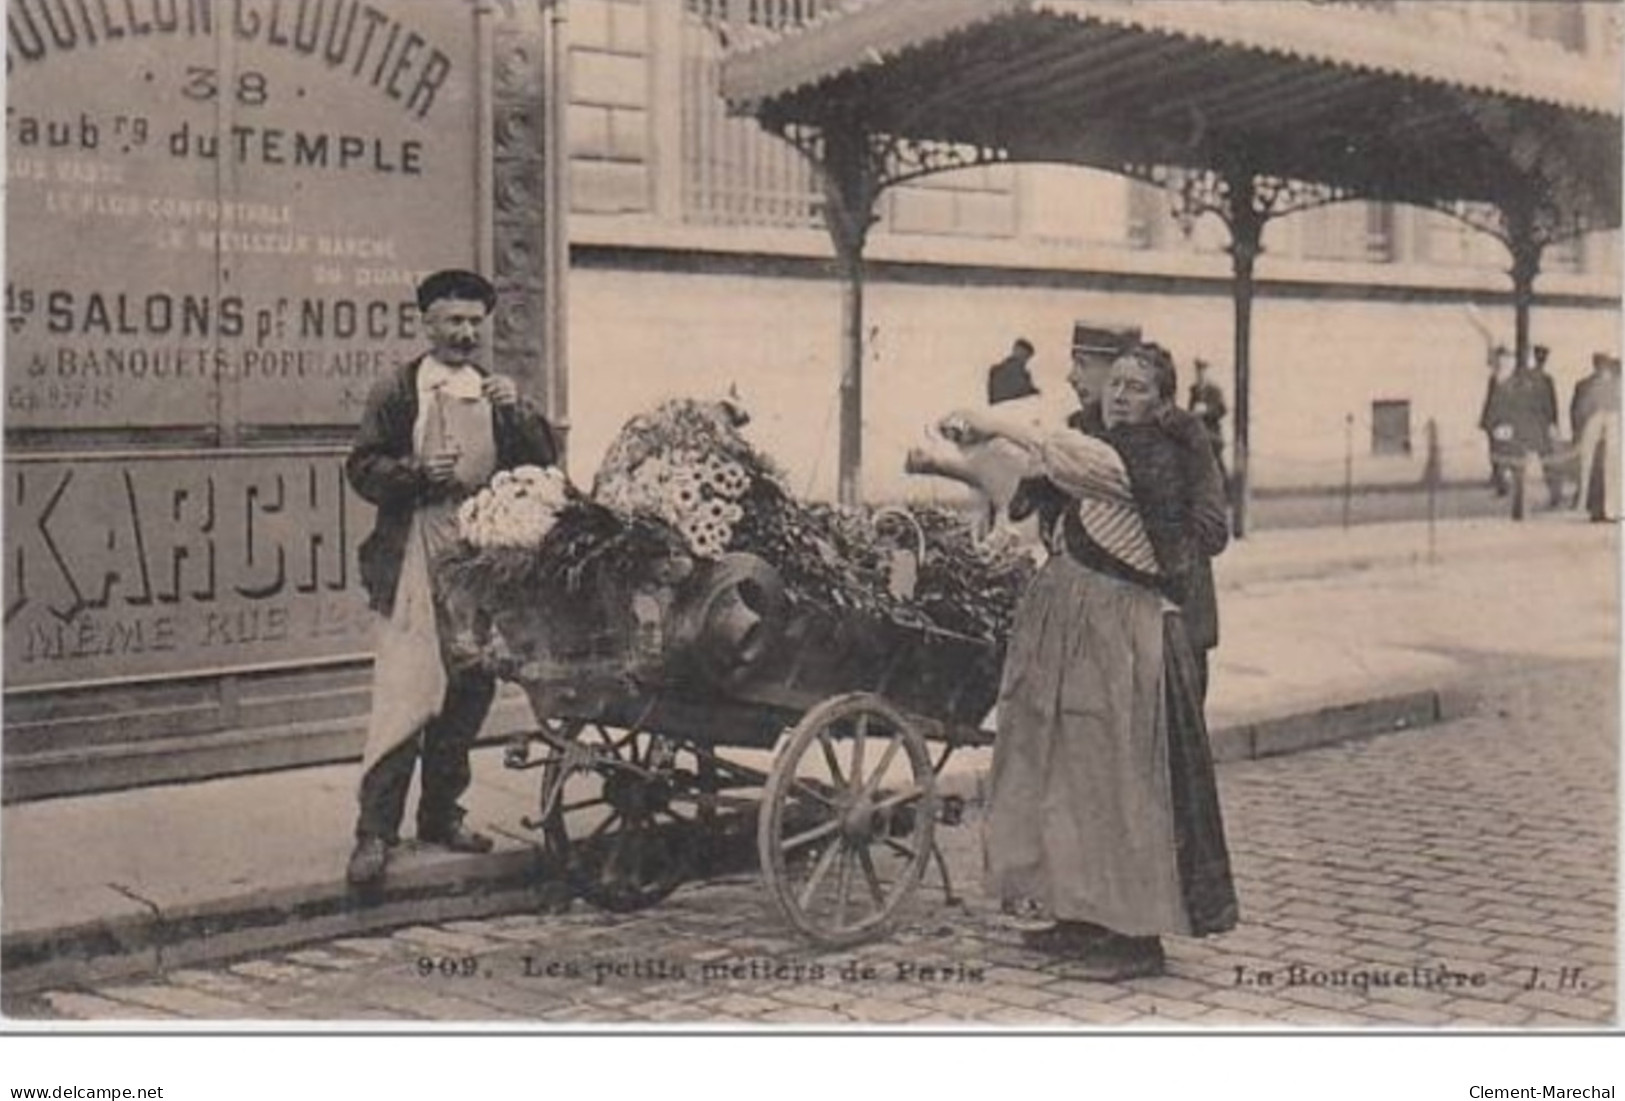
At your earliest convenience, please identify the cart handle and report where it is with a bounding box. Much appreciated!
[872,505,927,561]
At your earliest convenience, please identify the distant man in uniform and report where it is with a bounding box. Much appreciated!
[1528,345,1563,508]
[345,269,560,887]
[1187,357,1229,488]
[987,338,1039,405]
[1481,345,1559,518]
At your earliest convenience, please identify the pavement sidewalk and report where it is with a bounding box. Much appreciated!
[2,513,1615,995]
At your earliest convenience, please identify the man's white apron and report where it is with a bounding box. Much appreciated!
[359,371,496,781]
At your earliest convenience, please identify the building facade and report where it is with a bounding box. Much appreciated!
[561,0,1620,500]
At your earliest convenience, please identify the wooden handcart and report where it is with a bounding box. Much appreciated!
[482,550,1003,947]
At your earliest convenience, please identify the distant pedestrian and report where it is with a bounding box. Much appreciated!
[1575,354,1620,523]
[1478,345,1516,497]
[1529,345,1563,508]
[1480,345,1555,513]
[1187,357,1228,484]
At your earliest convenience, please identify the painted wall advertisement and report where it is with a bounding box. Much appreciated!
[5,0,486,690]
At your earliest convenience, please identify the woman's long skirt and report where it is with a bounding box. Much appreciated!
[985,554,1238,937]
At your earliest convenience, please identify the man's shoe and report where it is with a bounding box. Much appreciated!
[1020,920,1112,955]
[346,836,390,886]
[419,823,494,854]
[1065,935,1166,982]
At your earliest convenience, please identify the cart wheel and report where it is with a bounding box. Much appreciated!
[539,722,709,913]
[758,692,937,947]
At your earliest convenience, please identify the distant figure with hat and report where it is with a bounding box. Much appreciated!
[986,338,1039,405]
[906,337,1047,546]
[1528,344,1563,508]
[1187,358,1228,487]
[345,269,561,887]
[1573,352,1621,522]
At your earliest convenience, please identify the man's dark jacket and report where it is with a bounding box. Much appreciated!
[1481,368,1558,453]
[347,354,559,616]
[1188,380,1227,446]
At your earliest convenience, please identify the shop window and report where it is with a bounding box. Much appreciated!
[1364,202,1396,262]
[679,0,844,228]
[1371,400,1412,457]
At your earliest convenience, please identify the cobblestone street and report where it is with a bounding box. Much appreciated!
[9,652,1614,1028]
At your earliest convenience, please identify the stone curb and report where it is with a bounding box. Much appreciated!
[0,684,1471,1000]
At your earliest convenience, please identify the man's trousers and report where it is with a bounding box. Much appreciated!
[355,665,497,843]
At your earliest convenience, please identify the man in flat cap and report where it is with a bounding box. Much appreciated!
[345,269,560,887]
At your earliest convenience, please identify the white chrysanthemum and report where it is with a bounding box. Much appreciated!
[458,473,563,549]
[716,463,750,498]
[670,482,701,511]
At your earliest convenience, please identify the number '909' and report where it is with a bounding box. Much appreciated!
[417,956,479,978]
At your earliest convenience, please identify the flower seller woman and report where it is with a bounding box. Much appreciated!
[943,343,1238,981]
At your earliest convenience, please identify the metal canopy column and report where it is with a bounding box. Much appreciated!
[1503,194,1543,373]
[1148,163,1346,539]
[1222,165,1265,542]
[817,118,883,508]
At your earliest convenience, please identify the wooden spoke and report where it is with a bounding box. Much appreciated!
[796,838,843,911]
[833,846,853,928]
[790,778,840,808]
[783,817,843,853]
[848,713,867,792]
[860,732,905,799]
[881,836,918,862]
[816,730,847,789]
[874,784,928,813]
[587,810,624,842]
[856,845,887,908]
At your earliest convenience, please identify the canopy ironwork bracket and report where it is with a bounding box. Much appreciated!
[1121,159,1354,539]
[764,116,1009,504]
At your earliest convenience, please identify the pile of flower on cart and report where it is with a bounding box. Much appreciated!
[438,399,1034,646]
